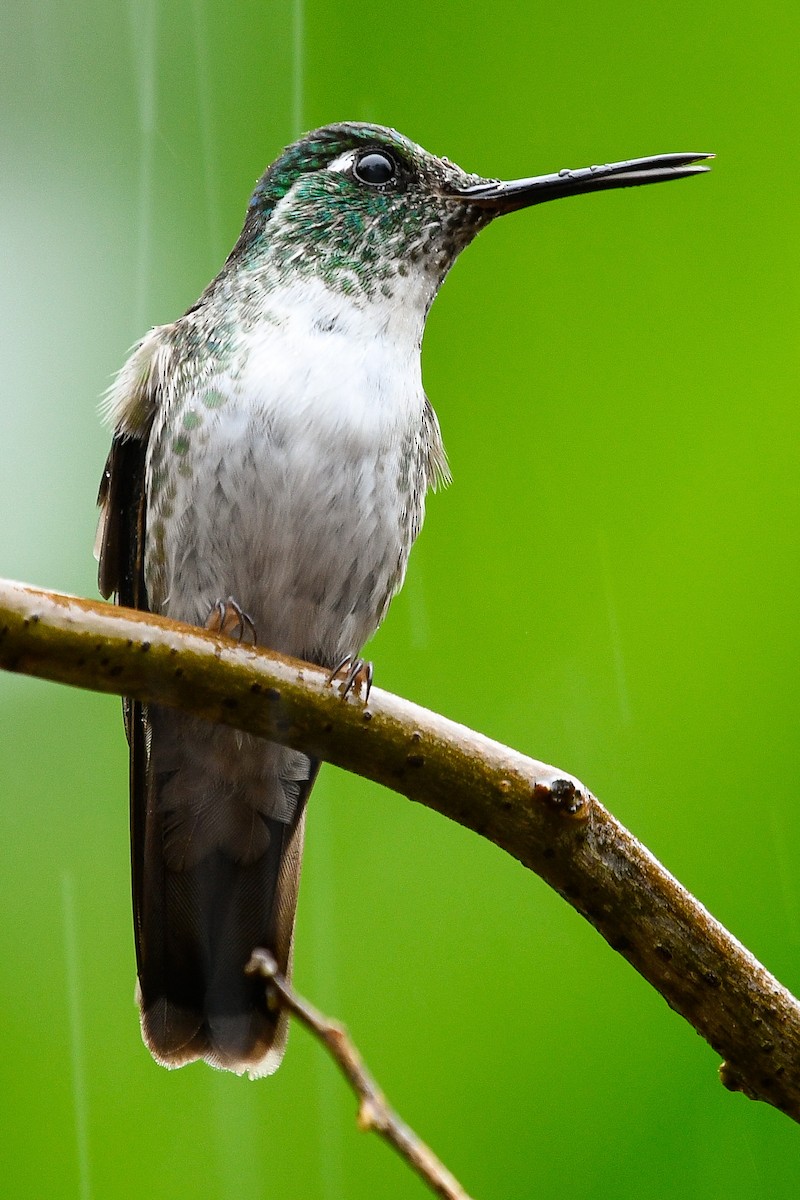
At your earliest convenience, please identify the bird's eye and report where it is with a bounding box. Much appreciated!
[353,151,396,186]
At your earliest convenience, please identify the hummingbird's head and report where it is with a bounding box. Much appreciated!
[228,123,498,308]
[225,122,711,314]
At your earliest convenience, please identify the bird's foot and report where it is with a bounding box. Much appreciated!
[327,654,373,701]
[205,596,257,645]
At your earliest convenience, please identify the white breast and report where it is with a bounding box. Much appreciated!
[147,276,433,664]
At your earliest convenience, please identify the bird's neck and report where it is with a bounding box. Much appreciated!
[208,258,437,363]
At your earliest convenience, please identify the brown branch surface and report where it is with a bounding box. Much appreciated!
[246,950,473,1200]
[2,578,800,1122]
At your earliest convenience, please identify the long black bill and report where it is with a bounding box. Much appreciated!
[456,152,713,213]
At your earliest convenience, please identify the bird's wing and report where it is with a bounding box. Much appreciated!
[95,431,148,610]
[94,327,164,990]
[95,325,167,606]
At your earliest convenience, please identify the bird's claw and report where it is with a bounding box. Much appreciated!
[205,596,257,645]
[327,654,373,701]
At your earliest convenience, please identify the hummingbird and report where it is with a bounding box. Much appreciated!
[96,122,710,1077]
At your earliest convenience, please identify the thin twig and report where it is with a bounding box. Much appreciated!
[246,950,472,1200]
[2,578,800,1124]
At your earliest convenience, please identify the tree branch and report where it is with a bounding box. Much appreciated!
[2,577,800,1124]
[246,950,473,1200]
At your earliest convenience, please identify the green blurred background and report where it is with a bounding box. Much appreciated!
[2,0,799,1196]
